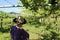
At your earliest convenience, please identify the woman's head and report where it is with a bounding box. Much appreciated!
[13,16,27,25]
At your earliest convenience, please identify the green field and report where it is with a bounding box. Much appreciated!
[0,24,40,40]
[0,17,60,40]
[0,18,39,40]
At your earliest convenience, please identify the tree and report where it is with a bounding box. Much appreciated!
[19,0,60,40]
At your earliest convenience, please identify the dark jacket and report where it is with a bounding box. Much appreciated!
[10,26,29,40]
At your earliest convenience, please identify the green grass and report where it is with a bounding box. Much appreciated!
[23,24,39,39]
[0,32,11,40]
[0,18,60,39]
[0,17,60,40]
[0,24,40,40]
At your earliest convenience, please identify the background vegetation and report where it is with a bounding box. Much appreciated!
[0,0,60,40]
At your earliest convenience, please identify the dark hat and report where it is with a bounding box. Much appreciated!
[13,16,27,24]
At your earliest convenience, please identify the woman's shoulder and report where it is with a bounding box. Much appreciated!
[10,26,16,30]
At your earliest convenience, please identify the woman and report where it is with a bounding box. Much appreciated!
[10,16,29,40]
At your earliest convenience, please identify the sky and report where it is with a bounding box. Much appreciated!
[0,0,22,13]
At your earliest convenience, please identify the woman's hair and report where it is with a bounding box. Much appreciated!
[13,16,27,24]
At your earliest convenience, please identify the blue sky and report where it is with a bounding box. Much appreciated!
[0,0,22,13]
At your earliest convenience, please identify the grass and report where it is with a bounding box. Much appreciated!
[0,32,11,40]
[0,17,60,40]
[0,24,40,40]
[0,15,60,40]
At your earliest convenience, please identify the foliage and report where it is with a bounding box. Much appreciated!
[0,0,60,40]
[20,0,60,11]
[19,0,60,40]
